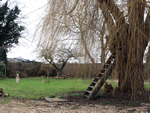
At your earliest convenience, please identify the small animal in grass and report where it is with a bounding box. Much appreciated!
[16,73,20,83]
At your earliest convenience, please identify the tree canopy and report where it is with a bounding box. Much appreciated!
[0,1,25,64]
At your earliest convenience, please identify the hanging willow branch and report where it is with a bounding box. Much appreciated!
[36,0,150,99]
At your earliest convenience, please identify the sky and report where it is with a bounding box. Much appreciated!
[1,0,149,63]
[1,0,48,61]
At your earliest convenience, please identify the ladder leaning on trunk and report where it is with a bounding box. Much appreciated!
[83,53,116,100]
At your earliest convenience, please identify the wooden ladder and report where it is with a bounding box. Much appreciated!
[83,54,116,100]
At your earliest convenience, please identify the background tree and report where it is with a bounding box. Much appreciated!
[39,41,82,77]
[37,0,150,99]
[0,1,25,64]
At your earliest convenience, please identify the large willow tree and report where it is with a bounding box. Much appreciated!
[38,0,150,98]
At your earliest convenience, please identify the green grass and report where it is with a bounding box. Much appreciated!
[0,77,149,99]
[144,84,150,89]
[0,77,103,99]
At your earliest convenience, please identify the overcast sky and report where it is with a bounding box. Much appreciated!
[1,0,47,61]
[1,0,149,63]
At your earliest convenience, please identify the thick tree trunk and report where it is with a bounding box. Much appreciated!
[116,0,148,97]
[118,1,149,99]
[99,0,149,98]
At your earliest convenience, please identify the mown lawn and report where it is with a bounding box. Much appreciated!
[0,77,149,99]
[0,77,96,99]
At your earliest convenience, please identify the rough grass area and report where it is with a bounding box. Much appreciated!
[0,77,149,100]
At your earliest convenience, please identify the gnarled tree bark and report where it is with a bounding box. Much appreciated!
[98,0,149,98]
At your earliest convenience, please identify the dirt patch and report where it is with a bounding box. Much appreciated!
[0,92,150,113]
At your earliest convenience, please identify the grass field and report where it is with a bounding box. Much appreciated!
[0,77,150,99]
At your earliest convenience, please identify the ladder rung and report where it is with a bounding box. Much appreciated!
[92,81,98,84]
[89,86,95,89]
[98,74,104,78]
[94,77,100,80]
[99,73,104,75]
[86,90,92,94]
[83,95,89,98]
